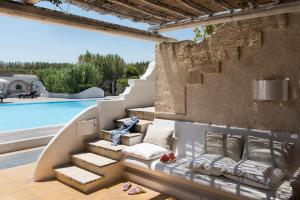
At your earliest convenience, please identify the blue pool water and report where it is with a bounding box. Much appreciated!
[0,100,97,132]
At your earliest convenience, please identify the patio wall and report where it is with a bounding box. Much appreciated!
[155,13,300,133]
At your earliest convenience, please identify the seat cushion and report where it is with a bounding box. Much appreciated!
[189,154,237,176]
[143,124,174,149]
[121,155,159,170]
[242,136,293,171]
[225,160,286,189]
[122,143,168,160]
[155,156,193,178]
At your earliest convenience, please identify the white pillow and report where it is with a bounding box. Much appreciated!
[143,125,174,150]
[122,143,168,160]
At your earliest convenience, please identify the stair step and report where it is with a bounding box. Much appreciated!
[54,166,103,194]
[126,107,155,121]
[86,140,127,160]
[101,130,144,146]
[71,153,123,180]
[115,118,152,133]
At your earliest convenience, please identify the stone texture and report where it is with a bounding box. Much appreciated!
[155,13,300,133]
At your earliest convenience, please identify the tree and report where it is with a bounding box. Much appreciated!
[125,66,140,77]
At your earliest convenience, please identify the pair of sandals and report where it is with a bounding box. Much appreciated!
[160,152,176,164]
[122,182,145,195]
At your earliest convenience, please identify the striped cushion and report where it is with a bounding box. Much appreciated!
[205,132,225,155]
[226,134,242,161]
[205,131,242,161]
[225,160,286,189]
[242,136,293,171]
[189,154,237,176]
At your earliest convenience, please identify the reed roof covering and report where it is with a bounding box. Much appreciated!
[66,0,300,32]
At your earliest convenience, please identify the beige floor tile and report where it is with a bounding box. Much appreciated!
[0,163,172,200]
[0,190,33,200]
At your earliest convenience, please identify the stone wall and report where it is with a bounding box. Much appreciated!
[155,13,300,133]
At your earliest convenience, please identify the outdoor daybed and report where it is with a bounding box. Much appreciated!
[121,119,300,200]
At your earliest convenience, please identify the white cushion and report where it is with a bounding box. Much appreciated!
[122,143,168,160]
[225,160,286,189]
[189,154,237,176]
[143,125,174,149]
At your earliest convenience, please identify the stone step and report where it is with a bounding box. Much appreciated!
[86,140,127,161]
[114,118,152,133]
[71,153,123,185]
[54,166,103,194]
[126,107,155,121]
[100,130,144,146]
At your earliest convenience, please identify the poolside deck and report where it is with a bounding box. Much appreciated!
[2,97,79,104]
[0,163,173,200]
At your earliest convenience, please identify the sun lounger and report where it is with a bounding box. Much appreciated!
[16,91,37,98]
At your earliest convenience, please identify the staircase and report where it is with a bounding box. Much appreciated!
[54,107,154,193]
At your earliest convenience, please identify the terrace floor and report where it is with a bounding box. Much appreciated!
[2,97,67,104]
[0,163,172,200]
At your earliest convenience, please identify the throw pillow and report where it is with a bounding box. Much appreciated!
[143,125,174,150]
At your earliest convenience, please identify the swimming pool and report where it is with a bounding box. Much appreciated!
[0,100,97,132]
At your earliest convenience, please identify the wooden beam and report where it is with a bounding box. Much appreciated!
[106,0,173,22]
[248,0,257,8]
[212,0,234,10]
[149,1,300,32]
[138,0,195,18]
[176,0,213,15]
[23,0,39,4]
[0,1,176,42]
[68,0,161,24]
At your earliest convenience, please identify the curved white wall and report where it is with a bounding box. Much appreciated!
[33,61,155,181]
[48,87,104,99]
[33,106,98,181]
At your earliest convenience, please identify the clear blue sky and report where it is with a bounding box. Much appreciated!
[0,1,195,64]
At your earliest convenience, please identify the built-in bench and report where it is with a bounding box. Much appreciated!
[121,119,300,200]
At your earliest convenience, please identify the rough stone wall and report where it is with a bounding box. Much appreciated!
[155,13,300,133]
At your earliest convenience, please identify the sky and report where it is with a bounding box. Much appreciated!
[0,1,195,64]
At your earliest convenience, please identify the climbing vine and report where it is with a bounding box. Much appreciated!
[193,24,220,43]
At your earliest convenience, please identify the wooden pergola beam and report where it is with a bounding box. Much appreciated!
[149,1,300,32]
[213,0,234,10]
[68,0,161,24]
[106,0,173,22]
[0,1,176,42]
[176,0,213,15]
[138,0,195,18]
[248,0,257,8]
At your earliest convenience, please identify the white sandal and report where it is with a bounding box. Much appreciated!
[128,185,146,195]
[122,182,132,191]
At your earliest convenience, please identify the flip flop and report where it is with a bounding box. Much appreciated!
[122,182,132,191]
[128,185,146,195]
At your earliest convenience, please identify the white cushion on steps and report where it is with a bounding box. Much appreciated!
[122,143,168,160]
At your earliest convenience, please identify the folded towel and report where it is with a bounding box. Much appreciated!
[110,116,139,146]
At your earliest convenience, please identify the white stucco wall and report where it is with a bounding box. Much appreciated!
[33,61,155,181]
[48,87,104,99]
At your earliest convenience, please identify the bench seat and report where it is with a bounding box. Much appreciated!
[122,155,293,200]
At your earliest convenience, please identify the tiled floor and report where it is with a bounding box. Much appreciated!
[0,163,172,200]
[0,147,43,170]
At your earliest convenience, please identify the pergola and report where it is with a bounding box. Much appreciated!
[0,0,300,42]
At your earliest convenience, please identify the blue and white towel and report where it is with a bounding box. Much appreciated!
[110,116,139,146]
